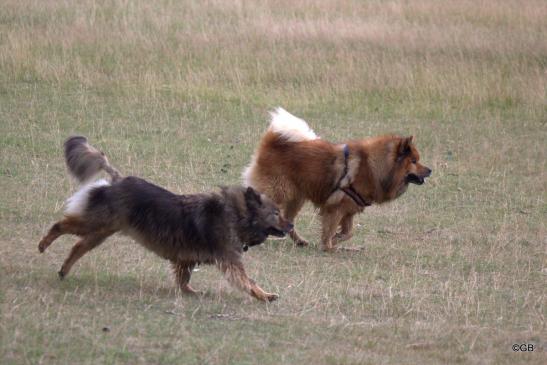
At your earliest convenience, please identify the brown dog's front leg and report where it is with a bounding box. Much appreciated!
[283,199,308,246]
[320,210,344,252]
[218,261,278,302]
[333,213,354,244]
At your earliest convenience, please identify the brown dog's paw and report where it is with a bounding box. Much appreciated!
[58,270,65,280]
[321,245,337,253]
[266,293,279,302]
[295,239,309,247]
[333,232,353,244]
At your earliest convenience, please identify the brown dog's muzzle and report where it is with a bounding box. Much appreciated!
[407,165,432,185]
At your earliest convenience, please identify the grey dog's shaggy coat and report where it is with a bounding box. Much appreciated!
[38,136,292,301]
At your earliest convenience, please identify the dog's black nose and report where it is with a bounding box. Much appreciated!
[288,223,294,231]
[425,167,432,177]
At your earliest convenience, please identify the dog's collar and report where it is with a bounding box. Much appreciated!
[332,144,371,208]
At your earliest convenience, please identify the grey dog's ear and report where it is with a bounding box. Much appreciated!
[398,136,413,156]
[244,186,262,207]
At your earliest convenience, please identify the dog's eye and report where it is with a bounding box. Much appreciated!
[411,159,417,164]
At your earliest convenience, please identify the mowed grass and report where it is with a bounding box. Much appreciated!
[1,0,546,364]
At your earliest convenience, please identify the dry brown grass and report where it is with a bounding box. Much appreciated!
[1,1,546,364]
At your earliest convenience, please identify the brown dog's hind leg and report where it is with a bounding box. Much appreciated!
[58,233,111,279]
[283,199,308,246]
[38,217,89,253]
[172,261,198,294]
[218,261,278,302]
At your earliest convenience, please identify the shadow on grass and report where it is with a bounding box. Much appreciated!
[26,267,275,306]
[24,268,176,300]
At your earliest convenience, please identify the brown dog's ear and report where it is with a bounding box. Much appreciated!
[398,136,413,156]
[245,186,262,207]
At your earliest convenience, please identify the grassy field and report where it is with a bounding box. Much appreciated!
[1,0,546,364]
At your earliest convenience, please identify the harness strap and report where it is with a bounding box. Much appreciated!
[332,144,350,194]
[342,185,371,207]
[330,144,371,208]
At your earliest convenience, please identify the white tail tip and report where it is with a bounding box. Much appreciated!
[268,107,318,142]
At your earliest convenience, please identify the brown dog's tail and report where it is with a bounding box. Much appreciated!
[64,136,122,184]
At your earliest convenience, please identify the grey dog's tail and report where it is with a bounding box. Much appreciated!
[64,136,122,184]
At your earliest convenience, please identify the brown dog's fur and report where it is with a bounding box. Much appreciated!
[39,136,293,301]
[243,108,431,251]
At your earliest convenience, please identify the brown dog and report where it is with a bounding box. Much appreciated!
[39,136,293,301]
[243,108,431,251]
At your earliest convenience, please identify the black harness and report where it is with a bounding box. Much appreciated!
[331,144,371,208]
